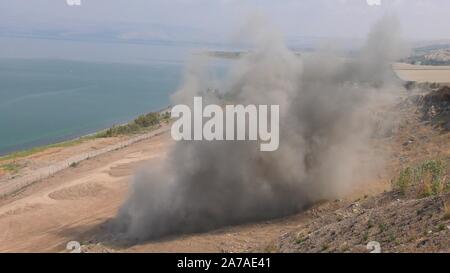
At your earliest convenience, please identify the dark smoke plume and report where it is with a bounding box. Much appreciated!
[112,15,408,240]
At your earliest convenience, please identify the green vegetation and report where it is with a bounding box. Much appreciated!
[0,138,91,162]
[0,162,23,174]
[396,167,414,194]
[362,231,369,242]
[378,222,387,233]
[394,160,448,197]
[0,110,171,162]
[387,232,396,243]
[295,234,307,245]
[95,111,170,138]
[443,203,450,221]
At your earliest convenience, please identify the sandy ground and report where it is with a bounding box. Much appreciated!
[0,130,311,253]
[0,132,171,252]
[0,129,396,253]
[0,136,129,181]
[0,107,404,253]
[393,63,450,84]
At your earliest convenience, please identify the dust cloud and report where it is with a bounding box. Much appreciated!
[112,15,408,241]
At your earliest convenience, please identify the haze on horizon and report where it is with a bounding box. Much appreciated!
[1,0,449,61]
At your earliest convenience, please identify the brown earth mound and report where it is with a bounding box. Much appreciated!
[277,192,450,253]
[415,86,450,130]
[48,182,110,201]
[267,90,450,253]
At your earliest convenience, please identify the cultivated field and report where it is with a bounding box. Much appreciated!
[393,63,450,85]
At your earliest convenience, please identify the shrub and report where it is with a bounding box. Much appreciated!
[443,202,450,221]
[0,162,22,173]
[96,111,168,138]
[135,112,160,127]
[396,167,413,194]
[418,160,446,197]
[394,160,447,198]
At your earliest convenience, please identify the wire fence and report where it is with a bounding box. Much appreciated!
[0,126,169,198]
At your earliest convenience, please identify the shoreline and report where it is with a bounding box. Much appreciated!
[0,106,172,194]
[0,106,171,159]
[0,124,171,198]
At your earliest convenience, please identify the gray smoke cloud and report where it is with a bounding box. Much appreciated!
[112,15,408,241]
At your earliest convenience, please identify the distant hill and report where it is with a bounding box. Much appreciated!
[404,44,450,66]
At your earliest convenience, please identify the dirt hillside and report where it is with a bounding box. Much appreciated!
[0,86,449,253]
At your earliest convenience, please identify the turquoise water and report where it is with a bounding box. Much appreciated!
[0,58,183,155]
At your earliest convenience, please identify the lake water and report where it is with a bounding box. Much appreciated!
[0,58,185,155]
[0,36,236,155]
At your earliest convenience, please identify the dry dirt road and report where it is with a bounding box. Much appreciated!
[0,131,309,253]
[0,132,172,252]
[393,63,450,84]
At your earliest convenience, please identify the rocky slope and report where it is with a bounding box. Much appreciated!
[273,87,450,253]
